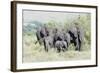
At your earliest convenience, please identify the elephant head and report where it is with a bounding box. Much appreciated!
[35,25,50,45]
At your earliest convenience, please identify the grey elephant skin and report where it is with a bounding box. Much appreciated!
[55,40,68,52]
[35,26,49,45]
[68,24,84,51]
[35,23,84,52]
[43,36,54,52]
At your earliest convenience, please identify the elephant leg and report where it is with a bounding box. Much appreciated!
[65,42,68,51]
[49,41,53,48]
[45,44,48,52]
[44,40,48,52]
[62,44,67,52]
[77,37,82,51]
[57,47,61,53]
[39,39,42,45]
[56,46,59,52]
[77,34,81,51]
[62,48,66,52]
[79,43,81,51]
[74,38,79,51]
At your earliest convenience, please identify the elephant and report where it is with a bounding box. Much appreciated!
[68,23,84,51]
[43,36,54,52]
[76,25,84,51]
[63,32,71,47]
[55,40,68,52]
[53,29,65,47]
[35,26,49,45]
[54,31,64,41]
[50,28,70,49]
[43,28,69,52]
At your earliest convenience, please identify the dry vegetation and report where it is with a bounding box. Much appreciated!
[23,34,91,63]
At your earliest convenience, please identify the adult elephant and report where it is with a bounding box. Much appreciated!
[43,28,58,52]
[68,23,84,51]
[35,26,49,45]
[43,35,54,52]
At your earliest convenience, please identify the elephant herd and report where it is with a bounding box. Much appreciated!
[35,23,84,53]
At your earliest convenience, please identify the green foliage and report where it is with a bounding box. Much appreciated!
[78,14,91,44]
[44,20,58,29]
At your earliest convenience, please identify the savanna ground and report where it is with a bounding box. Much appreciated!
[22,35,91,63]
[22,11,91,63]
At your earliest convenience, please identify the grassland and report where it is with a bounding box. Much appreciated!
[22,34,91,63]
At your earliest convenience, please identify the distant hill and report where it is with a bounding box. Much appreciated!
[23,21,43,33]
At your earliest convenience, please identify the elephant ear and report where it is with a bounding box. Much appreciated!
[69,26,78,38]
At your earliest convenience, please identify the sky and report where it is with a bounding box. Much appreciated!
[23,10,90,25]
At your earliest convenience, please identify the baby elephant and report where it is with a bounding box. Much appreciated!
[55,40,67,52]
